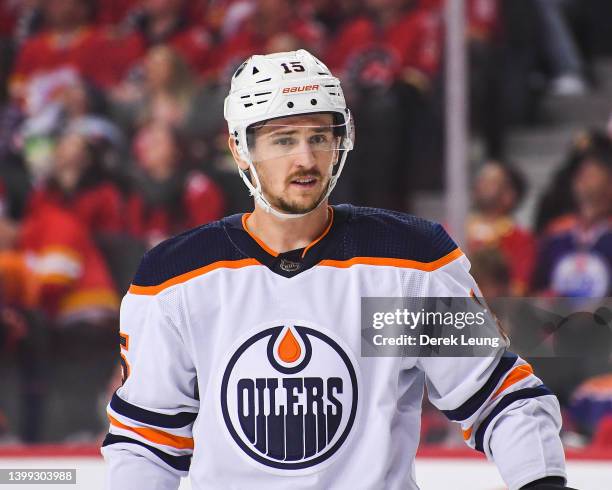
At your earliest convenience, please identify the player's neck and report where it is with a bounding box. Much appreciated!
[246,203,331,254]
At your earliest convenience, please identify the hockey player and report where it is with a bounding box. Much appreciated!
[102,50,574,489]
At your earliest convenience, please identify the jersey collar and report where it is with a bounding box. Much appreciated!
[223,205,348,277]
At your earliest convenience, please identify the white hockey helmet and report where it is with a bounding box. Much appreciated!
[224,49,354,219]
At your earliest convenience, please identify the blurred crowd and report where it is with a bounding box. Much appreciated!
[0,0,609,447]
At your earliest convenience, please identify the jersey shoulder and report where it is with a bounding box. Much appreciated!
[336,204,458,263]
[131,217,244,287]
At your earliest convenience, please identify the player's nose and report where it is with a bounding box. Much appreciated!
[292,139,317,168]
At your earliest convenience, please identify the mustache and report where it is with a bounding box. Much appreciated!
[287,170,323,182]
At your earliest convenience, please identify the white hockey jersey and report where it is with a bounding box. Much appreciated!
[101,205,567,490]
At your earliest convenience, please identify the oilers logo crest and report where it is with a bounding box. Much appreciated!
[220,324,359,471]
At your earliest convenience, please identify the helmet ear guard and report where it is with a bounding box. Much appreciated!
[224,49,354,219]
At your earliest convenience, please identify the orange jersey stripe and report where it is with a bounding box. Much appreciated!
[318,247,464,271]
[128,247,462,295]
[462,363,534,441]
[108,414,194,450]
[242,207,334,259]
[462,426,472,440]
[301,206,334,258]
[491,363,534,400]
[242,213,279,257]
[128,258,261,295]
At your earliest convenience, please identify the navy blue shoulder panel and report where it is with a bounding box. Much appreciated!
[131,218,246,287]
[331,205,458,262]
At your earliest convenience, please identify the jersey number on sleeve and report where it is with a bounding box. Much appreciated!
[119,332,130,385]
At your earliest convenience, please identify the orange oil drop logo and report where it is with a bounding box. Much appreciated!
[277,328,301,363]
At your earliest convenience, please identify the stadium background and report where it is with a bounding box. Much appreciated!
[0,0,610,488]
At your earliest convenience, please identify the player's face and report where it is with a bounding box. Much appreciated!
[249,113,339,214]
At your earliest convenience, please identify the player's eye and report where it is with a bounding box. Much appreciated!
[310,134,329,145]
[273,137,296,146]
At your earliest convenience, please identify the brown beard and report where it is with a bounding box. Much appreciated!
[254,170,331,214]
[276,174,331,214]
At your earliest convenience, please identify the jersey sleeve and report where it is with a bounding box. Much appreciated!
[415,237,566,489]
[101,282,199,489]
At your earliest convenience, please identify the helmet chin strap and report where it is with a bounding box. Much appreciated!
[237,152,345,221]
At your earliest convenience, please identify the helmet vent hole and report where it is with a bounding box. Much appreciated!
[252,66,260,75]
[287,101,294,108]
[310,99,317,105]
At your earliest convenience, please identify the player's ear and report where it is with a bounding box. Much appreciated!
[228,135,249,171]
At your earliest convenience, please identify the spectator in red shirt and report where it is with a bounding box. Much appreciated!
[213,0,325,83]
[14,133,121,325]
[420,0,500,43]
[117,0,214,79]
[95,0,139,26]
[466,161,536,296]
[325,0,442,92]
[26,131,124,236]
[127,122,225,249]
[19,203,119,325]
[9,0,133,107]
